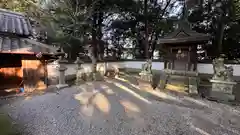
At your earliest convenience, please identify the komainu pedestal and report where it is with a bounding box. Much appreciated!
[210,80,236,101]
[210,56,237,101]
[139,60,153,82]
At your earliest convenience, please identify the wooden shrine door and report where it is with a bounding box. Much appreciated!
[22,60,47,92]
[171,48,189,71]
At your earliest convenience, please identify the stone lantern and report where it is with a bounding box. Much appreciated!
[54,49,68,89]
[74,57,84,85]
[75,57,84,70]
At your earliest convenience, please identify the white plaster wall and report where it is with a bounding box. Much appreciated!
[47,61,240,78]
[47,62,126,78]
[226,64,240,76]
[124,61,165,70]
[197,63,213,74]
[197,63,240,76]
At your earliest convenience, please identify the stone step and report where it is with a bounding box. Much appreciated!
[165,84,188,93]
[167,76,189,86]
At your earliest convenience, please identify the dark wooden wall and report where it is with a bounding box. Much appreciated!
[0,55,47,95]
[22,60,47,92]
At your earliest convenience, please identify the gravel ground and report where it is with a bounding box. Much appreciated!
[1,79,240,135]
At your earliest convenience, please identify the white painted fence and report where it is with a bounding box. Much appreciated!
[47,61,240,78]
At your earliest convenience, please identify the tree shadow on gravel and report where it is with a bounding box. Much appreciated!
[111,75,211,111]
[74,82,142,120]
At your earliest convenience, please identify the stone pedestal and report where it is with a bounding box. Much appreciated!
[209,79,237,101]
[55,62,68,89]
[82,71,103,81]
[75,57,84,85]
[188,77,198,94]
[139,72,153,82]
[75,69,84,85]
[159,73,168,89]
[92,72,104,81]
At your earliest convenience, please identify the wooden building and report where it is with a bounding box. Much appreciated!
[158,21,210,73]
[157,0,210,74]
[157,1,210,93]
[0,9,56,95]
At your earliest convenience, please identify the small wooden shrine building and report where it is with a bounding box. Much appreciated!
[158,21,210,74]
[0,9,56,95]
[157,0,210,75]
[157,1,210,93]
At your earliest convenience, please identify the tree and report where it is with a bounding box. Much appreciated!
[108,0,178,59]
[34,0,93,59]
[0,0,38,12]
[35,0,123,76]
[189,0,240,58]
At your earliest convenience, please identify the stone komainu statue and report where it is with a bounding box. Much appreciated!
[141,59,152,74]
[212,57,233,81]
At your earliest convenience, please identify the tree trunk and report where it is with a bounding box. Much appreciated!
[91,11,98,73]
[144,0,149,60]
[217,20,225,55]
[97,11,104,61]
[150,32,158,59]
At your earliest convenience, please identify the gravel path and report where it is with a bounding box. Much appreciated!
[1,79,240,135]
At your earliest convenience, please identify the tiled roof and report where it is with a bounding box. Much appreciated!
[158,21,210,44]
[0,36,56,54]
[0,8,32,36]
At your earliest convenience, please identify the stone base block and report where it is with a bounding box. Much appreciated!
[93,72,104,81]
[105,69,117,78]
[75,70,85,84]
[209,79,237,101]
[209,91,235,102]
[56,84,68,89]
[139,72,153,82]
[188,77,199,94]
[159,73,168,89]
[75,78,84,85]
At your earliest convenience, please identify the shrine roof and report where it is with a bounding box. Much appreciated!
[0,8,32,36]
[157,22,210,44]
[0,9,57,56]
[0,35,57,55]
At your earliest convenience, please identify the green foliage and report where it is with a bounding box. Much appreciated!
[108,0,178,59]
[234,0,240,20]
[3,0,240,59]
[0,0,37,12]
[189,0,240,58]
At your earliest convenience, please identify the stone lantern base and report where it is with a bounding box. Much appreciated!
[81,71,104,81]
[56,84,68,89]
[139,71,153,82]
[92,72,104,81]
[75,69,85,85]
